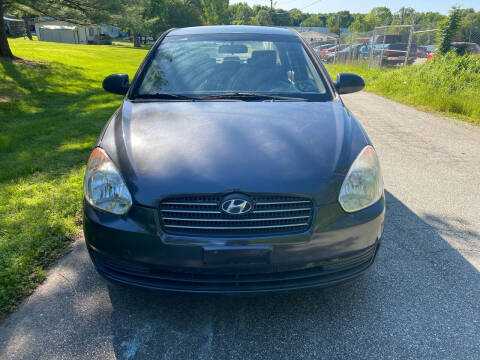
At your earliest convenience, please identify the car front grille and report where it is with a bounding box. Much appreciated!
[159,194,314,237]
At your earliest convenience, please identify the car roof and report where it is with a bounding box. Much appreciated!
[167,25,297,37]
[451,42,475,45]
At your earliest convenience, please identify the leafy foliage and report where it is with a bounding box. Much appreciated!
[439,7,462,54]
[229,2,252,25]
[5,0,124,25]
[349,15,371,33]
[365,7,392,27]
[201,0,229,25]
[113,0,203,42]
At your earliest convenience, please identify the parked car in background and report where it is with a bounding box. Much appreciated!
[416,46,428,58]
[84,26,384,293]
[313,43,334,57]
[425,45,438,61]
[370,35,417,65]
[376,43,417,65]
[451,42,480,55]
[323,44,366,63]
[319,44,348,59]
[310,40,334,48]
[356,34,417,65]
[319,45,336,59]
[427,42,480,61]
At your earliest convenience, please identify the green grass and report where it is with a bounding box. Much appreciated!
[326,54,480,125]
[111,41,153,50]
[0,38,148,317]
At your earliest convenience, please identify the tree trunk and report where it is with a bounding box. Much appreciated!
[24,19,33,40]
[133,33,141,48]
[0,3,15,58]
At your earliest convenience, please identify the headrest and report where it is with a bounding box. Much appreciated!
[249,50,277,66]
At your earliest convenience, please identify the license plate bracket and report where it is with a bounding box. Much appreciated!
[203,246,271,265]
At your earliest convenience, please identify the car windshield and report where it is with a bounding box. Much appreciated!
[135,33,331,101]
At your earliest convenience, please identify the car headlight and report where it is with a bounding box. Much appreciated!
[84,147,132,215]
[338,145,383,213]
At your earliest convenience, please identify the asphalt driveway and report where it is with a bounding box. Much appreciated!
[1,92,479,359]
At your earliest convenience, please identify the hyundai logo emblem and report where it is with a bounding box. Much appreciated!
[221,199,252,215]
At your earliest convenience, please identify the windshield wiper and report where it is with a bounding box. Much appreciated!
[134,92,309,102]
[196,93,309,102]
[134,93,196,101]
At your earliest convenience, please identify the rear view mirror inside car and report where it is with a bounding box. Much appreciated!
[219,44,248,54]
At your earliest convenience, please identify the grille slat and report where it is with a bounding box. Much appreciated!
[255,201,311,205]
[162,202,218,206]
[159,194,314,237]
[164,223,309,230]
[253,208,311,214]
[161,209,222,214]
[162,216,310,222]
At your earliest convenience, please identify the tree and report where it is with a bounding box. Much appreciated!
[326,13,338,29]
[273,9,290,26]
[326,11,353,33]
[0,0,124,58]
[0,1,14,57]
[439,7,461,54]
[300,14,326,27]
[365,6,392,27]
[122,0,203,42]
[349,15,372,33]
[229,2,252,25]
[459,10,480,43]
[288,8,306,26]
[201,0,229,25]
[250,9,269,26]
[114,0,158,47]
[156,0,203,31]
[421,11,446,26]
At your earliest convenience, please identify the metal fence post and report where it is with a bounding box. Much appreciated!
[369,28,376,69]
[405,24,414,66]
[333,37,338,64]
[349,32,354,64]
[379,28,386,67]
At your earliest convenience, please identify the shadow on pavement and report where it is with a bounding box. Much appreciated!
[106,191,480,359]
[0,191,479,359]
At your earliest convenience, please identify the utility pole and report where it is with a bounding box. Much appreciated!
[405,17,415,67]
[269,0,274,26]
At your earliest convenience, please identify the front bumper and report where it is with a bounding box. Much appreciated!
[84,198,384,293]
[89,244,379,293]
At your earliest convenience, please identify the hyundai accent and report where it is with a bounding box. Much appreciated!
[83,26,385,292]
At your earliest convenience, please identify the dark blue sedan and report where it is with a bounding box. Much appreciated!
[83,26,385,293]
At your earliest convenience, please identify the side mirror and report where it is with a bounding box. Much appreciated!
[335,73,365,95]
[102,74,130,95]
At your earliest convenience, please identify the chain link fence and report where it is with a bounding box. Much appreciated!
[299,24,480,68]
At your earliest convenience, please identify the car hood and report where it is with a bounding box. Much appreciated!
[99,100,368,207]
